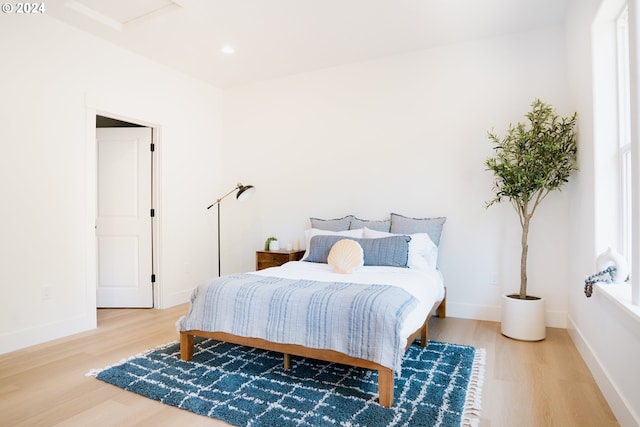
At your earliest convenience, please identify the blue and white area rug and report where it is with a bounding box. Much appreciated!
[87,338,484,427]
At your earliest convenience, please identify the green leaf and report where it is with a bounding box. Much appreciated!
[485,99,578,296]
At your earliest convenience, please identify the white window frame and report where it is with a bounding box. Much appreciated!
[618,6,632,268]
[593,0,640,311]
[629,0,640,305]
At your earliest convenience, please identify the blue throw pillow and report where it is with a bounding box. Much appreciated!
[305,235,411,267]
[305,235,346,263]
[360,235,410,267]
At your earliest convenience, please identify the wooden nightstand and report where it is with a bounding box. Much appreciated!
[256,249,305,271]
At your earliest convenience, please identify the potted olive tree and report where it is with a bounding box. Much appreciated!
[486,99,577,341]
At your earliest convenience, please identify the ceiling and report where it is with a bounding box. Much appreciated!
[46,0,571,88]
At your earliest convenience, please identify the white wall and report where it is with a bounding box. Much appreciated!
[220,26,573,326]
[566,0,640,425]
[3,6,636,423]
[0,15,224,354]
[0,10,583,378]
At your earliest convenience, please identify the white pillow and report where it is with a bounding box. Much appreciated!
[302,228,364,260]
[363,227,438,270]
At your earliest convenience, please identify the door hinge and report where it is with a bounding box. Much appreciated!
[151,274,156,283]
[150,143,155,152]
[150,208,155,217]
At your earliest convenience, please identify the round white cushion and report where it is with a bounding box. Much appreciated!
[327,239,364,274]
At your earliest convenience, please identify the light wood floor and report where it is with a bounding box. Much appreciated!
[0,304,618,427]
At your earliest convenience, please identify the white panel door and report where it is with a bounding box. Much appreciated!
[96,127,153,308]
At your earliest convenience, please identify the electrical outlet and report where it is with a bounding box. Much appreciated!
[42,285,52,300]
[489,272,499,286]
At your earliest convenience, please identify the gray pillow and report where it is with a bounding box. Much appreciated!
[310,215,353,231]
[305,235,410,267]
[390,213,446,246]
[349,217,391,232]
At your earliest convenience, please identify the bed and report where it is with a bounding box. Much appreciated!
[178,217,446,408]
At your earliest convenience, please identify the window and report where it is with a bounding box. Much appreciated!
[594,0,640,311]
[617,6,632,267]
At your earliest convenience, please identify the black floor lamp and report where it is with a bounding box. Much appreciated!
[207,182,255,277]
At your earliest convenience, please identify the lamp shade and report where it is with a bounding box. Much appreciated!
[236,184,255,202]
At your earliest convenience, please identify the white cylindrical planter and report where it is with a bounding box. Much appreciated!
[501,294,546,341]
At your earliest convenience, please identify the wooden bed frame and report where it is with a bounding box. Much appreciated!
[180,289,446,408]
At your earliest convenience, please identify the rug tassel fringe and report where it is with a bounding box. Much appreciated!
[460,348,486,427]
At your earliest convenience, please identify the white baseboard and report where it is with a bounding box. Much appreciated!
[567,315,639,427]
[447,302,567,328]
[158,288,192,309]
[544,309,567,328]
[0,314,96,355]
[447,302,501,322]
[1,289,191,355]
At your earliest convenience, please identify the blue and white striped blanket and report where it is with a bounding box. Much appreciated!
[178,273,419,373]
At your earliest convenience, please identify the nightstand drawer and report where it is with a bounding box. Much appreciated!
[259,253,284,263]
[256,250,305,271]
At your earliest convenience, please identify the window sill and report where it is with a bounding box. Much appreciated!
[595,282,640,324]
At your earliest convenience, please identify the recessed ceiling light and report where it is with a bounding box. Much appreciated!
[221,46,235,54]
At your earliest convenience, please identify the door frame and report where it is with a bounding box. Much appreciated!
[85,109,161,316]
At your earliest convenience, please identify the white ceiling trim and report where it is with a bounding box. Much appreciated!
[64,1,123,32]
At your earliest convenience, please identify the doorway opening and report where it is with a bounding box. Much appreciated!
[95,115,157,310]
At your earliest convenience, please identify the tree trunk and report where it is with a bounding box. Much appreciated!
[520,215,530,299]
